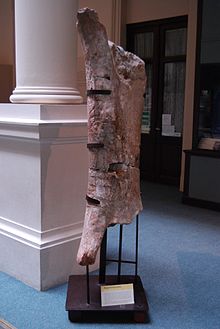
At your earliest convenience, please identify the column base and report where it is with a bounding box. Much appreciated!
[0,224,99,291]
[10,86,83,104]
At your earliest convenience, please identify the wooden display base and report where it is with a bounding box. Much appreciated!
[66,274,149,323]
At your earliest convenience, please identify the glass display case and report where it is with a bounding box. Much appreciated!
[183,0,220,211]
[195,0,220,151]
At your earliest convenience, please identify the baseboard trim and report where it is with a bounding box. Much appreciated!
[182,195,220,212]
[0,216,83,249]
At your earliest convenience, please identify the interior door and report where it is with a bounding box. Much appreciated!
[127,17,187,185]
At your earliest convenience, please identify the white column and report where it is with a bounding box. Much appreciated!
[10,0,82,104]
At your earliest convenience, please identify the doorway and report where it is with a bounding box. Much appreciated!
[127,16,187,185]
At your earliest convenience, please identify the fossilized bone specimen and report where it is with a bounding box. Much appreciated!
[76,8,146,266]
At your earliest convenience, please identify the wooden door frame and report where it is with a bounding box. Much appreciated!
[127,16,188,185]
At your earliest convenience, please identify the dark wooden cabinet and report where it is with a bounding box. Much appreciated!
[183,150,220,211]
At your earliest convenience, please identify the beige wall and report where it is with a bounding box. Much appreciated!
[0,0,14,65]
[126,0,188,23]
[78,0,115,40]
[0,0,14,102]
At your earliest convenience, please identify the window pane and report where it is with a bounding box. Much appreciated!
[134,32,153,59]
[165,28,187,56]
[142,63,152,134]
[198,89,212,140]
[200,0,220,63]
[162,62,186,136]
[197,0,220,149]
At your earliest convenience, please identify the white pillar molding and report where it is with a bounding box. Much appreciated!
[0,103,99,290]
[10,0,82,104]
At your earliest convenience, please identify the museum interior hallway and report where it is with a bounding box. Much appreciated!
[1,181,220,329]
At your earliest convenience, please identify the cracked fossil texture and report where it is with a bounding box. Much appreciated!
[76,8,146,266]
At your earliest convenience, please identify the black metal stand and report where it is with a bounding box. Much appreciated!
[66,215,149,323]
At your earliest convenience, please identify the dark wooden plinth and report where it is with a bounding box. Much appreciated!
[66,275,149,323]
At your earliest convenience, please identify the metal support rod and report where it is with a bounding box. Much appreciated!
[117,224,123,282]
[135,214,139,282]
[106,258,136,264]
[99,230,107,284]
[99,215,140,286]
[86,265,90,304]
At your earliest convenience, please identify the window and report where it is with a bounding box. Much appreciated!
[195,0,220,151]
